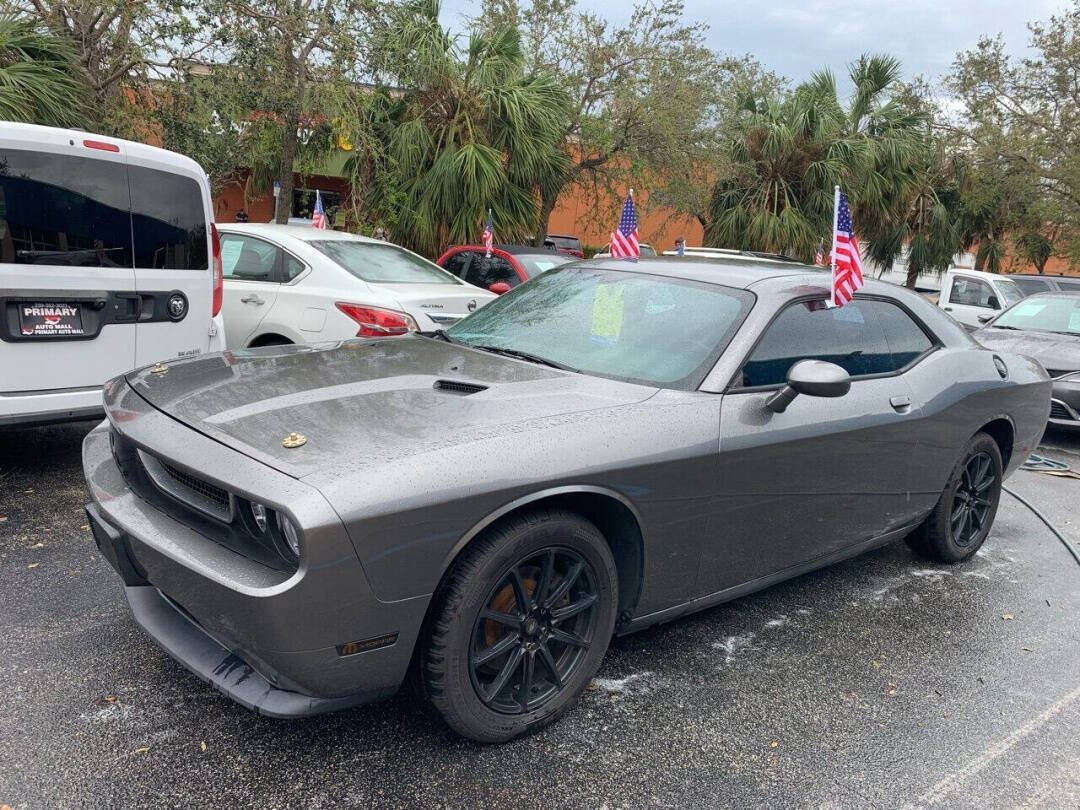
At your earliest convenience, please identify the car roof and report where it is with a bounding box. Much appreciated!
[447,244,560,256]
[584,255,827,289]
[218,223,382,244]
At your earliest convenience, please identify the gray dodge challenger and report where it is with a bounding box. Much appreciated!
[83,256,1052,742]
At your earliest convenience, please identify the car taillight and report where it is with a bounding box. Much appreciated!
[210,223,223,317]
[335,302,418,337]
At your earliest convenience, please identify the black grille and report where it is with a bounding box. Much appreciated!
[160,461,230,509]
[434,379,488,395]
[1050,402,1076,421]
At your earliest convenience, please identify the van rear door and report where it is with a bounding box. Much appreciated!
[125,150,215,367]
[0,131,137,393]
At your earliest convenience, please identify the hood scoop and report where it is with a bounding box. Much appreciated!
[433,379,488,396]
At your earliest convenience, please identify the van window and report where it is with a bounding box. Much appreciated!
[129,166,208,270]
[0,149,132,267]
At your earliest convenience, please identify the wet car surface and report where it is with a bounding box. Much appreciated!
[2,421,1078,807]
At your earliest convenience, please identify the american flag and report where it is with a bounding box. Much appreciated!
[311,190,327,230]
[831,189,864,306]
[814,237,825,266]
[609,191,640,259]
[482,209,494,257]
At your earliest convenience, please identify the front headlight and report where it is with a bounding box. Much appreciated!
[276,511,301,559]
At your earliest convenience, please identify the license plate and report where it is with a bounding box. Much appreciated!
[18,302,85,337]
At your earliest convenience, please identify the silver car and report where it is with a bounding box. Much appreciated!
[83,256,1051,742]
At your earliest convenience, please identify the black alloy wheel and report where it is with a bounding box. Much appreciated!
[421,509,618,743]
[950,451,997,547]
[469,547,599,714]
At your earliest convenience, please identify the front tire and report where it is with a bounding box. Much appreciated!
[907,432,1003,563]
[421,510,618,743]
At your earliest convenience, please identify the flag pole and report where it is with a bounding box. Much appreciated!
[829,185,840,308]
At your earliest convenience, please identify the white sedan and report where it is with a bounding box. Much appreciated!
[217,224,495,348]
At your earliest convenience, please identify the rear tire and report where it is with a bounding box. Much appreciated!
[421,510,617,743]
[907,432,1003,563]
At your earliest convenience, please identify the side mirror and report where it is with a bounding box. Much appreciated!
[988,295,1000,309]
[977,313,994,324]
[488,282,511,295]
[766,359,851,413]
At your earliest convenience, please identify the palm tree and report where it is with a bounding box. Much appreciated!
[371,0,570,256]
[706,54,929,265]
[0,17,87,127]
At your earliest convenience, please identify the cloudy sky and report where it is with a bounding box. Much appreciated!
[440,0,1070,87]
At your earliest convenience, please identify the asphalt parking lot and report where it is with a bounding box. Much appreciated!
[1,422,1078,809]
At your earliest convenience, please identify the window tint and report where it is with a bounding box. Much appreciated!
[1056,277,1080,291]
[282,253,305,281]
[220,234,278,281]
[949,277,997,308]
[464,255,520,288]
[1011,276,1054,295]
[441,251,472,278]
[129,166,207,270]
[0,149,132,267]
[741,299,927,387]
[310,240,456,283]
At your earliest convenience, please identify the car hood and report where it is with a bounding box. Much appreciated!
[125,337,657,480]
[972,327,1080,374]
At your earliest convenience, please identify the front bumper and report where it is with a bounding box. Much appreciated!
[82,387,430,717]
[1050,376,1080,429]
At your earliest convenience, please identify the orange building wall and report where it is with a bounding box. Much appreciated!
[547,185,703,254]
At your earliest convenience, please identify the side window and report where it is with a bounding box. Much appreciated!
[0,149,132,267]
[1011,276,1053,295]
[219,234,279,282]
[282,253,305,282]
[873,300,934,367]
[741,299,901,387]
[441,251,472,279]
[129,166,208,270]
[949,277,997,308]
[465,255,520,289]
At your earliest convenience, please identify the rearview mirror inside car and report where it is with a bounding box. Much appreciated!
[766,359,852,413]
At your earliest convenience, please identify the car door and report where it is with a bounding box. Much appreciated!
[0,133,137,394]
[942,275,999,328]
[701,297,929,594]
[218,233,282,348]
[464,254,522,293]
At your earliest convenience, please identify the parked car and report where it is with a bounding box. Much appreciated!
[937,268,1026,329]
[973,291,1080,429]
[545,233,584,258]
[592,243,657,258]
[84,257,1050,743]
[217,224,494,347]
[1006,273,1080,296]
[436,244,574,293]
[0,122,225,427]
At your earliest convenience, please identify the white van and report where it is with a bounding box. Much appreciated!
[937,268,1026,329]
[0,123,225,426]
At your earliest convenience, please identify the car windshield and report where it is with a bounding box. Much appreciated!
[997,278,1026,308]
[993,294,1080,335]
[446,266,753,388]
[309,240,458,284]
[514,253,573,278]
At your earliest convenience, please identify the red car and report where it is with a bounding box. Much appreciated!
[436,244,575,294]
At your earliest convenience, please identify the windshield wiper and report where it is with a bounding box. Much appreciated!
[471,344,578,372]
[992,325,1020,330]
[427,329,457,343]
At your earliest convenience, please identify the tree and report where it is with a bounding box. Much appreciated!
[949,3,1080,261]
[478,0,727,243]
[706,54,931,266]
[1015,230,1054,273]
[0,16,87,127]
[198,0,374,224]
[369,0,569,256]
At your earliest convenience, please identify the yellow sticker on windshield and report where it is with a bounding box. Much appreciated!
[591,284,625,342]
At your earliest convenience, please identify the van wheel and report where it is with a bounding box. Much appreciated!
[421,510,617,743]
[907,432,1003,563]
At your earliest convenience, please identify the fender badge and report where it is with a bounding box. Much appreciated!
[150,363,168,375]
[282,432,307,448]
